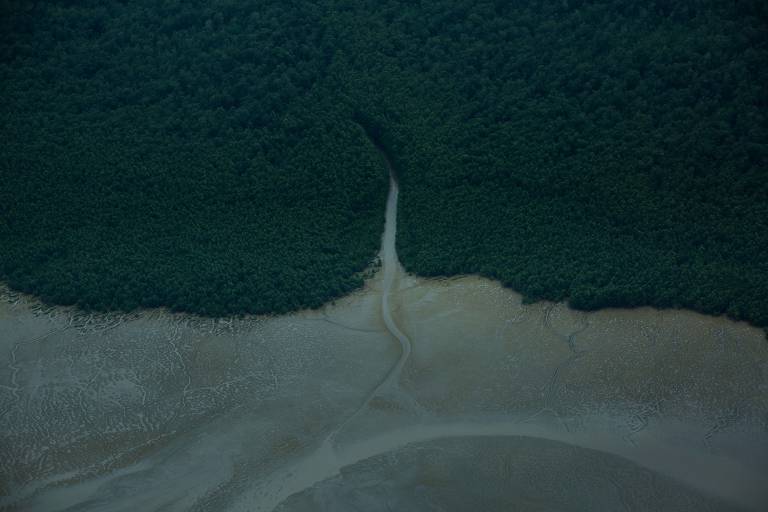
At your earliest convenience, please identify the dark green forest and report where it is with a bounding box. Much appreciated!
[2,1,767,324]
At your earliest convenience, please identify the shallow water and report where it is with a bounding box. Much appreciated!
[1,175,767,511]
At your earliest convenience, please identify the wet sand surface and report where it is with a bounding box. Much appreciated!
[2,174,767,511]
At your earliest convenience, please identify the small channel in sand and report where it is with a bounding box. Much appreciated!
[1,149,767,511]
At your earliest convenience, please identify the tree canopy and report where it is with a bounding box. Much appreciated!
[2,1,766,324]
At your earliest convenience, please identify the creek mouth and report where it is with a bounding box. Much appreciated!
[232,135,768,511]
[327,124,413,432]
[1,134,767,511]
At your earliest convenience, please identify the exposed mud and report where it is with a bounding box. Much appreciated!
[1,168,767,511]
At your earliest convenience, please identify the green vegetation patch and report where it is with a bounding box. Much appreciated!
[2,1,767,324]
[0,0,388,315]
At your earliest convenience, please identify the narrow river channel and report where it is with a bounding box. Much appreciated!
[1,142,767,511]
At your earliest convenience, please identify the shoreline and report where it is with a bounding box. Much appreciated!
[2,269,767,510]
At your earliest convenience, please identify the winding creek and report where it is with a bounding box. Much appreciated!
[1,154,768,510]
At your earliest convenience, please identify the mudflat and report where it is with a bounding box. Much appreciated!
[2,175,767,511]
[1,270,766,511]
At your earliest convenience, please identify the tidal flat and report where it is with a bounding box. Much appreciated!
[1,270,766,511]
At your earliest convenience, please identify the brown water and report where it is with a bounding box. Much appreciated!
[1,173,767,511]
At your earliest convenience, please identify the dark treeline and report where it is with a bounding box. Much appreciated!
[2,1,766,324]
[0,0,390,315]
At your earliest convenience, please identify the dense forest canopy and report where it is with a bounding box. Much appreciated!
[1,1,767,324]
